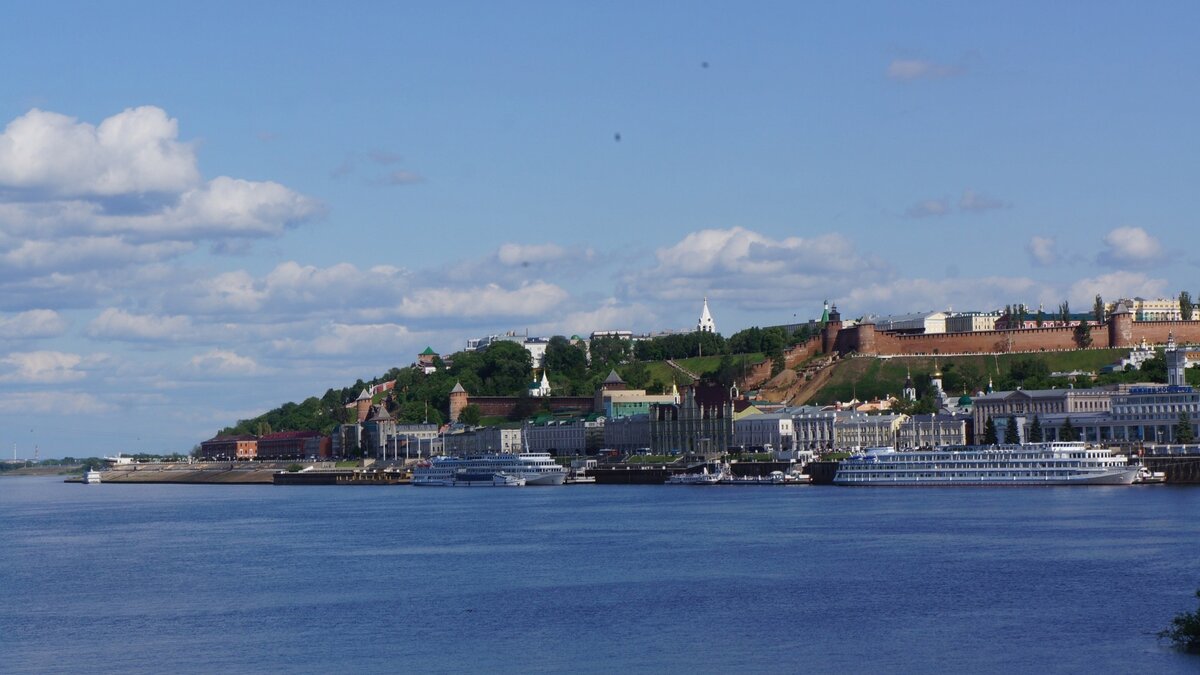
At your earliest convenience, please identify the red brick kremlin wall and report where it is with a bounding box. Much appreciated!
[468,396,596,418]
[823,312,1200,356]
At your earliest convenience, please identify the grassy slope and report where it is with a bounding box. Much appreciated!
[809,349,1125,404]
[642,353,766,385]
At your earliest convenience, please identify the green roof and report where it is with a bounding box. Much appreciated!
[420,346,437,356]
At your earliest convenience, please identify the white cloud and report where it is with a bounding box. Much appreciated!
[189,349,264,375]
[0,391,114,414]
[397,281,570,319]
[0,350,86,383]
[1099,226,1163,267]
[86,308,193,341]
[0,106,199,197]
[886,58,963,81]
[1027,236,1057,266]
[497,243,568,266]
[272,322,414,356]
[0,236,194,278]
[959,189,1009,213]
[905,199,950,218]
[1068,271,1167,307]
[0,309,68,339]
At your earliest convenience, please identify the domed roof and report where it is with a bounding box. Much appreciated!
[957,394,973,406]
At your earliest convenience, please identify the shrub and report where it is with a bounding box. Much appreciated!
[1159,589,1200,653]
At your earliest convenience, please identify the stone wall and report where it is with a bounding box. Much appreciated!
[468,396,596,418]
[823,317,1200,357]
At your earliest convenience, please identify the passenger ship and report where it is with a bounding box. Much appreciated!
[412,453,567,486]
[833,442,1139,486]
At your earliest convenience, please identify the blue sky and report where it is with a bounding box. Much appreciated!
[2,2,1198,457]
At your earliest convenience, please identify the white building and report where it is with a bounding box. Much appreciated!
[896,413,970,449]
[872,311,948,334]
[465,333,550,367]
[834,413,907,449]
[945,311,1000,333]
[442,427,523,456]
[733,412,795,451]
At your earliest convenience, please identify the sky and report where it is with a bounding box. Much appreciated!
[2,1,1198,457]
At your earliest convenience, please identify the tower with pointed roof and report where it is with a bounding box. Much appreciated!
[697,297,716,333]
[449,381,468,423]
[903,368,916,402]
[355,388,372,423]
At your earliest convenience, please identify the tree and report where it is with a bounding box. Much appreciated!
[1093,294,1106,324]
[1006,414,1021,444]
[1029,414,1044,443]
[1181,291,1194,321]
[1060,417,1078,442]
[543,336,588,381]
[1073,321,1093,349]
[619,360,651,389]
[1157,588,1200,652]
[458,404,482,426]
[982,417,998,445]
[1175,411,1195,443]
[1059,301,1071,324]
[1035,307,1045,327]
[589,336,630,370]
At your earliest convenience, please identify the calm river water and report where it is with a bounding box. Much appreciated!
[2,477,1199,673]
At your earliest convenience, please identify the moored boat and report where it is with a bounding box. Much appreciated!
[82,470,102,484]
[834,442,1139,486]
[411,453,565,486]
[1133,466,1167,484]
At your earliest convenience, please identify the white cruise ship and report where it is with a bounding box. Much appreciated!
[412,453,567,486]
[833,442,1139,486]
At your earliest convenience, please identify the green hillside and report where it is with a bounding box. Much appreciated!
[808,349,1132,404]
[643,353,766,387]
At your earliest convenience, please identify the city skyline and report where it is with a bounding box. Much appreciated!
[2,2,1198,456]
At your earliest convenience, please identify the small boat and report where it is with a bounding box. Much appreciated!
[1133,466,1167,484]
[82,470,102,484]
[668,463,725,485]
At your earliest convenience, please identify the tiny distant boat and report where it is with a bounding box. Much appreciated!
[82,470,102,484]
[668,463,725,485]
[1133,466,1167,484]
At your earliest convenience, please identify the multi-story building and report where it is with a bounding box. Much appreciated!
[199,434,258,460]
[256,431,325,460]
[603,414,651,452]
[896,413,970,449]
[465,332,549,366]
[872,311,948,334]
[944,312,1000,333]
[1108,297,1184,322]
[524,416,605,456]
[971,387,1115,440]
[442,427,523,456]
[649,383,735,456]
[382,423,441,460]
[788,407,860,450]
[733,412,794,451]
[834,413,907,449]
[361,403,396,459]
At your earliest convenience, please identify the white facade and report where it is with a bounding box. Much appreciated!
[733,413,795,451]
[697,297,716,333]
[945,312,1000,333]
[896,413,969,449]
[835,413,907,449]
[873,311,948,334]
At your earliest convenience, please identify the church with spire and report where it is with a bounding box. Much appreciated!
[697,297,716,333]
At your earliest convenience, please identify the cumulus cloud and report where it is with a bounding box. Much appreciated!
[0,106,320,283]
[845,276,1052,317]
[886,58,963,81]
[86,308,193,341]
[0,107,199,197]
[959,189,1010,213]
[397,281,570,319]
[905,199,950,218]
[0,350,87,383]
[189,349,264,375]
[1027,236,1057,266]
[1099,226,1163,267]
[0,309,68,339]
[1068,271,1167,307]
